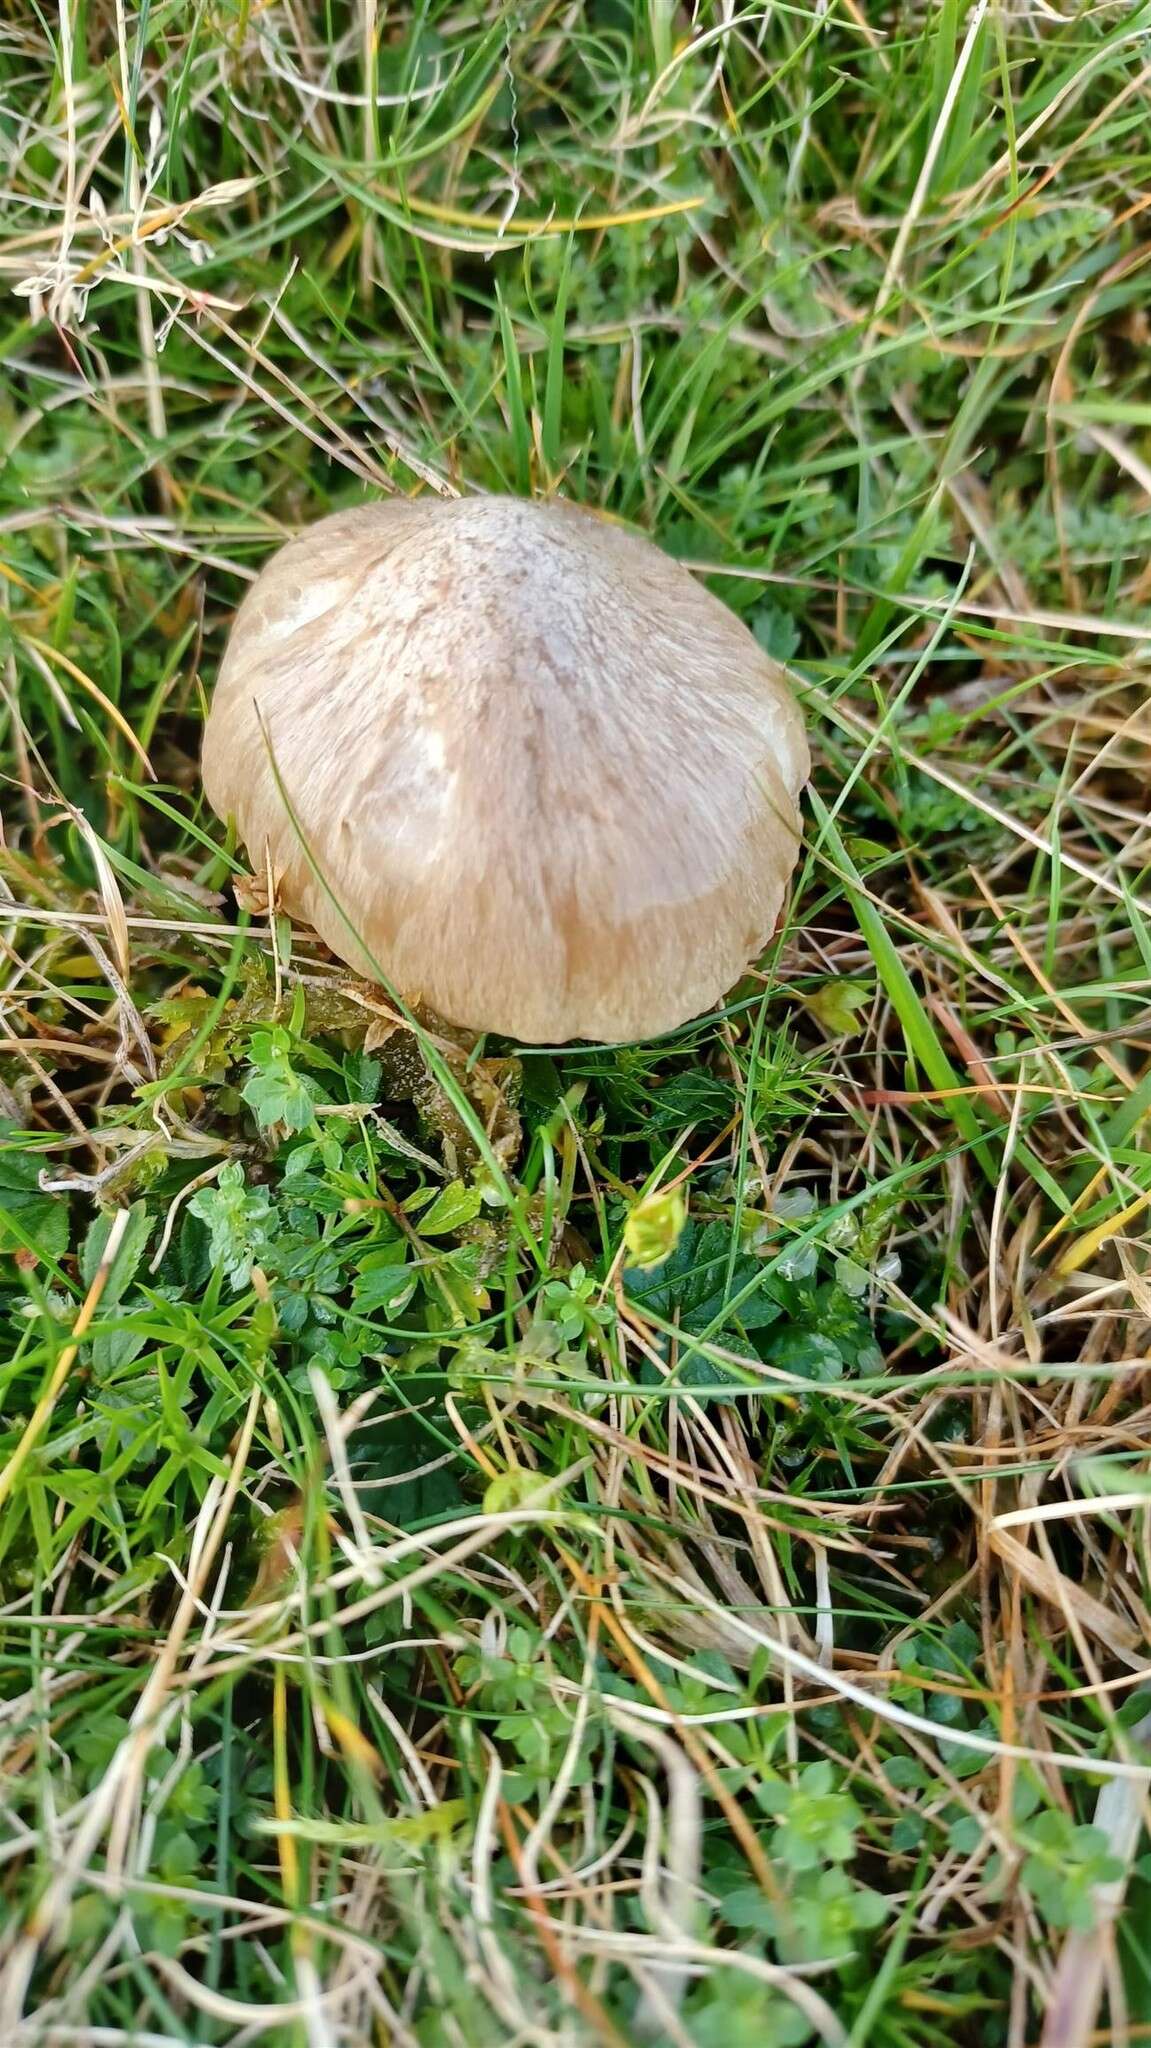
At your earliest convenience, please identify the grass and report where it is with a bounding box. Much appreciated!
[2,0,1151,2042]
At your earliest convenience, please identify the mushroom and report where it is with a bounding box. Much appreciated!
[202,495,808,1043]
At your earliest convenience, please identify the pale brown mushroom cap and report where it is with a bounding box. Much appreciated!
[201,495,809,1043]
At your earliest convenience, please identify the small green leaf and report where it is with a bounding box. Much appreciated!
[188,1162,276,1290]
[800,978,873,1037]
[417,1181,483,1235]
[483,1468,545,1516]
[352,1264,417,1316]
[762,1328,844,1382]
[81,1202,152,1299]
[721,1884,778,1934]
[0,1140,70,1263]
[752,604,801,662]
[241,1028,319,1132]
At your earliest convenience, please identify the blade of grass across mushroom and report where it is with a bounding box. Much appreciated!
[250,706,545,1271]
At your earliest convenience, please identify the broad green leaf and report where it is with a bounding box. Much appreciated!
[417,1181,483,1235]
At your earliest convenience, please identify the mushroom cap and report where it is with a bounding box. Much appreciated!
[202,495,809,1043]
